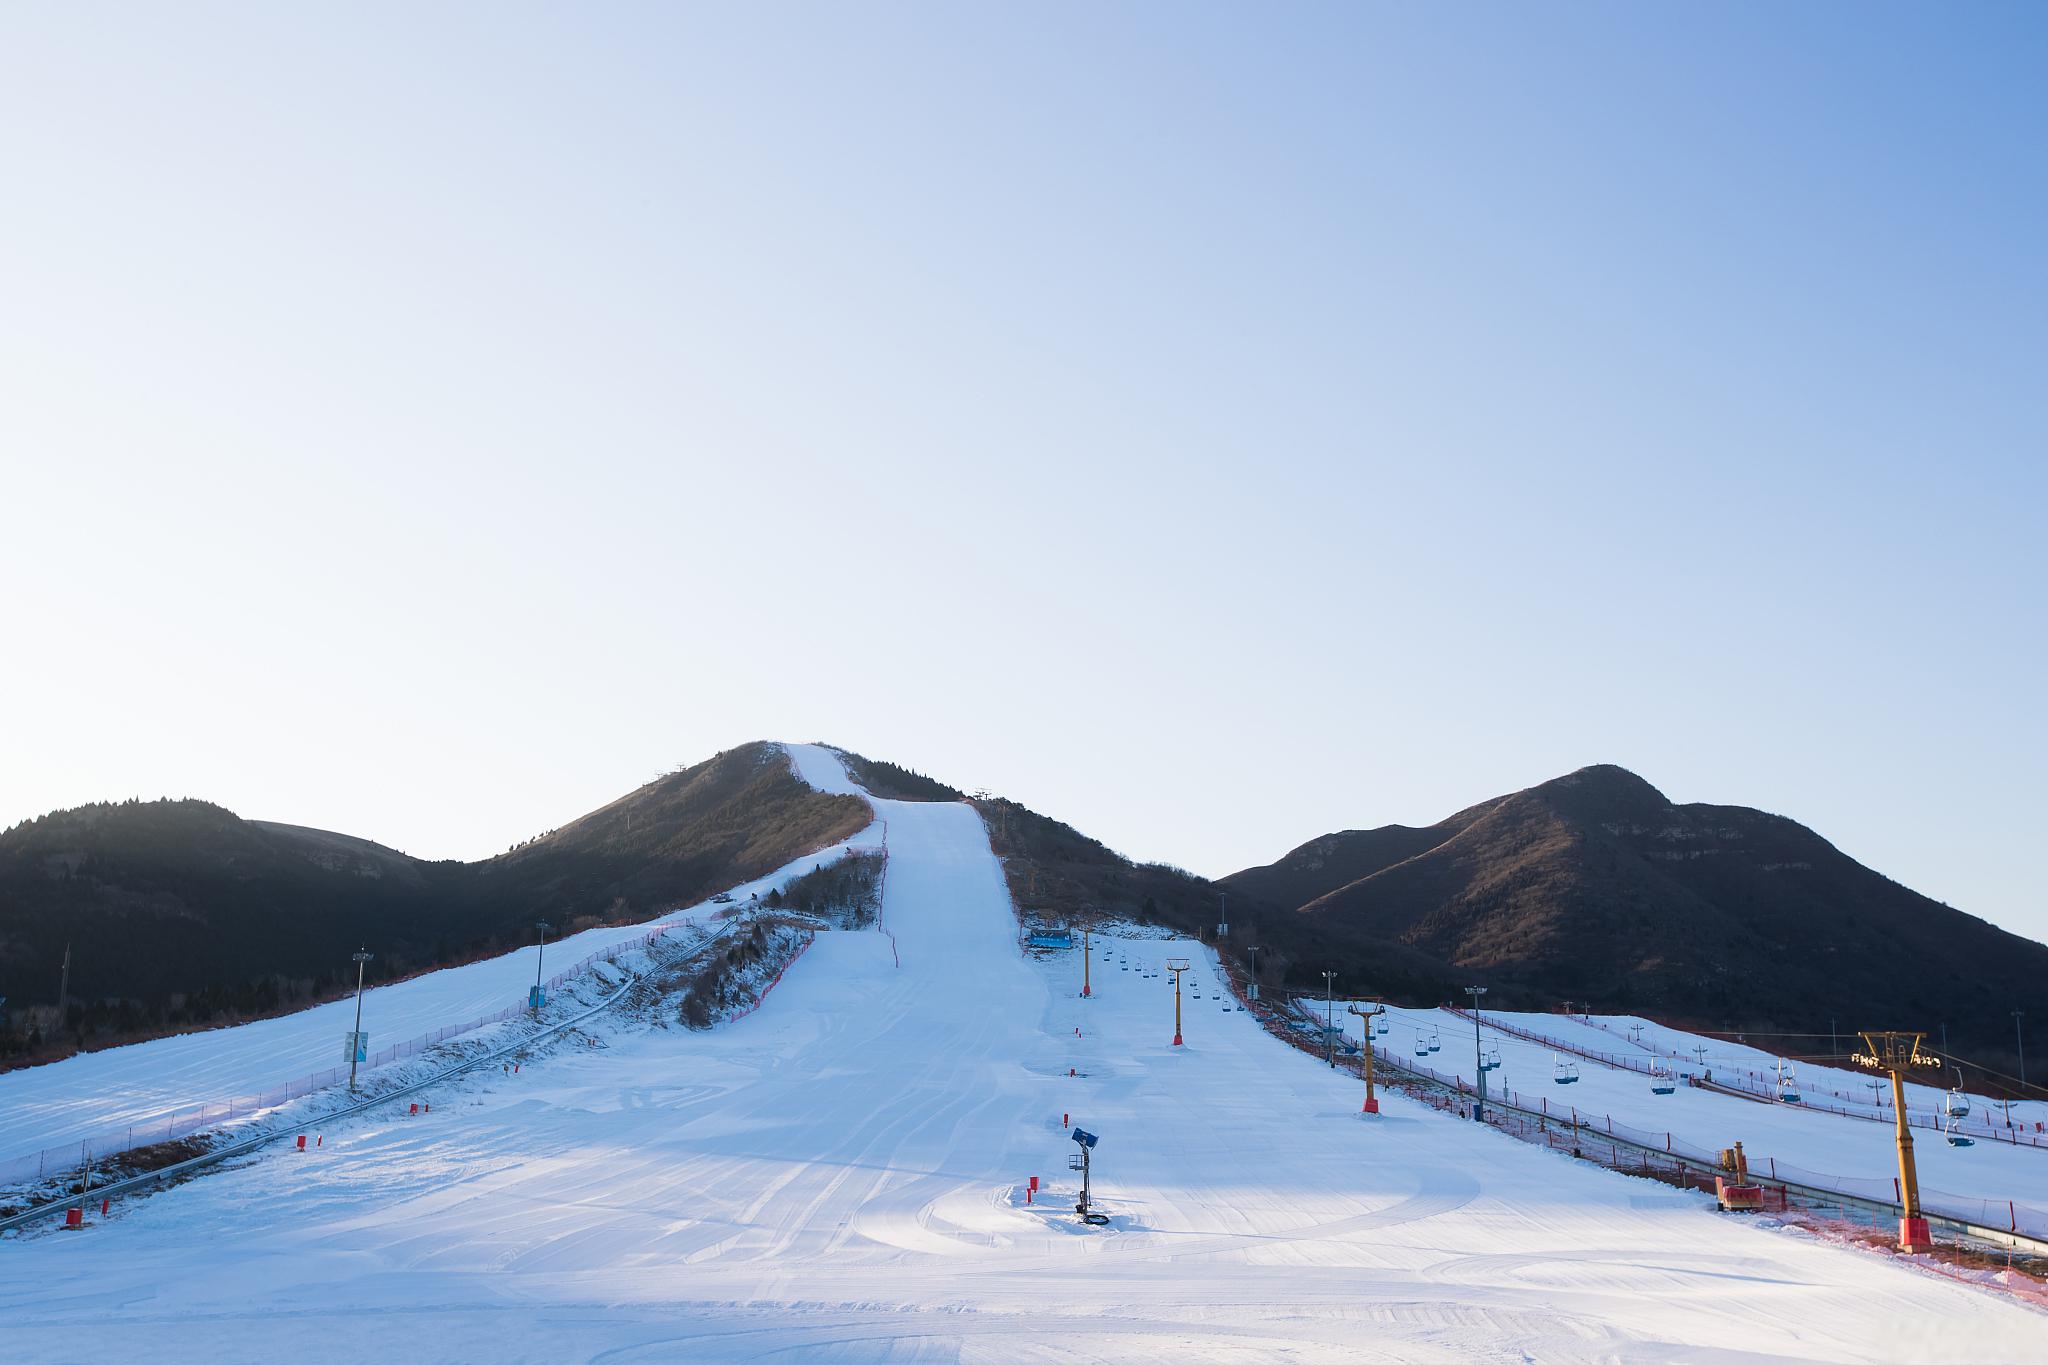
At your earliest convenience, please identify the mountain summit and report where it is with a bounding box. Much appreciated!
[1223,765,2046,1078]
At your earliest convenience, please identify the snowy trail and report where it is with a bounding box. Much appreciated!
[5,747,2042,1361]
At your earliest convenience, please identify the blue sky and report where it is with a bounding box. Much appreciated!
[3,5,2044,943]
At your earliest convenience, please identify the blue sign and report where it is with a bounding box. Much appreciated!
[529,985,547,1009]
[1071,1128,1098,1148]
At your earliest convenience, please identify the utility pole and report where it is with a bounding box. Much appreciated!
[1348,1001,1387,1113]
[1246,946,1260,1002]
[1082,926,1092,999]
[1216,891,1228,939]
[57,941,71,1021]
[1856,1031,1941,1251]
[1166,959,1190,1046]
[1831,1018,1839,1059]
[346,947,374,1089]
[1322,970,1338,1067]
[531,920,552,1012]
[1466,985,1489,1122]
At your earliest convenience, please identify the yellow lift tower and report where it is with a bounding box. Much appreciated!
[1347,1000,1387,1114]
[1855,1030,1943,1252]
[1166,958,1191,1047]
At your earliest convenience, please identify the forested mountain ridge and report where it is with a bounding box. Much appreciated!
[1221,764,2048,1086]
[0,743,865,1066]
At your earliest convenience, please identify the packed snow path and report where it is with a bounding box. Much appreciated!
[5,746,2041,1361]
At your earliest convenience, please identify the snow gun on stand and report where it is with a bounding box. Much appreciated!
[1070,1128,1111,1226]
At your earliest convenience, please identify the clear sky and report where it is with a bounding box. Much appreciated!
[3,5,2044,942]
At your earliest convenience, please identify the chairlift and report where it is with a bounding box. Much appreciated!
[1945,1114,1975,1148]
[1426,1027,1443,1054]
[1944,1068,1971,1120]
[1414,1031,1429,1057]
[1553,1055,1580,1085]
[1375,1017,1390,1038]
[1650,1064,1676,1096]
[1774,1061,1801,1104]
[1481,1048,1502,1073]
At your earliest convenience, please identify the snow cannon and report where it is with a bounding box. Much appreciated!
[1070,1129,1110,1225]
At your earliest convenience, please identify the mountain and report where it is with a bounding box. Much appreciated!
[1221,764,2048,1087]
[0,743,866,1065]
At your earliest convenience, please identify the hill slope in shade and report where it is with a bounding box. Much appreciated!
[1224,764,2048,1085]
[0,743,866,1063]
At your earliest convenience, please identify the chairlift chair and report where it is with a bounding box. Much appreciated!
[1650,1065,1676,1095]
[1945,1114,1975,1148]
[1553,1055,1580,1085]
[1481,1048,1502,1072]
[1945,1068,1971,1120]
[1426,1027,1443,1054]
[1414,1032,1429,1057]
[1774,1061,1801,1104]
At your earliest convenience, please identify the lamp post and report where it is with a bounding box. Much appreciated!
[1322,970,1338,1067]
[531,920,552,1013]
[347,948,373,1091]
[1246,946,1260,1002]
[1082,926,1092,999]
[2016,1010,2028,1090]
[1466,985,1489,1122]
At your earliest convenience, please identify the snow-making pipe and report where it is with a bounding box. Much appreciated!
[0,919,737,1237]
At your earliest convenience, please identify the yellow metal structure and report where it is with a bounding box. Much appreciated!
[1166,958,1191,1047]
[1347,1001,1386,1114]
[1855,1031,1942,1251]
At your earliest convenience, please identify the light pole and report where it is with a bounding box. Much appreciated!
[531,920,552,1012]
[1082,926,1092,999]
[1246,946,1260,1002]
[1322,970,1338,1067]
[347,948,373,1091]
[2016,1010,2028,1091]
[1466,985,1488,1122]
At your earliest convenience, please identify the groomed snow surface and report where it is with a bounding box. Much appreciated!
[5,745,2042,1361]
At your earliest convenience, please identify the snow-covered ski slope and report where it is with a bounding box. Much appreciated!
[0,818,879,1168]
[1333,1003,2048,1220]
[6,746,2041,1361]
[1541,1009,2047,1135]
